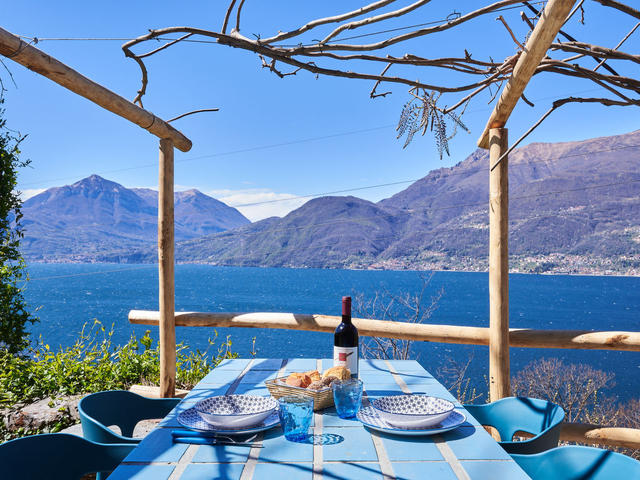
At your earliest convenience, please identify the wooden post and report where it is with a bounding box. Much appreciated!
[489,128,510,402]
[158,139,176,398]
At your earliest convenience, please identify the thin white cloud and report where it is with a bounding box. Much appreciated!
[19,189,46,200]
[126,185,307,222]
[206,188,306,222]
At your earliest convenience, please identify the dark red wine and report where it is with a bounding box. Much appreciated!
[333,296,358,378]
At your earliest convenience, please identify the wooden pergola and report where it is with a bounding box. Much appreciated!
[0,26,189,397]
[2,0,639,450]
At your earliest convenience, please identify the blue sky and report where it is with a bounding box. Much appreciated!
[3,1,638,221]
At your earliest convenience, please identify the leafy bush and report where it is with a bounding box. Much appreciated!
[0,320,236,407]
[0,96,37,353]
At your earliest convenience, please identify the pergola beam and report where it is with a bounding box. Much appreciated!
[477,0,577,149]
[0,26,192,152]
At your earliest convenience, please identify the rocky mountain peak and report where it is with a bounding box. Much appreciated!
[21,176,250,261]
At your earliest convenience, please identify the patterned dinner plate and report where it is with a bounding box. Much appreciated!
[357,405,466,436]
[371,394,455,428]
[178,407,280,435]
[195,394,277,428]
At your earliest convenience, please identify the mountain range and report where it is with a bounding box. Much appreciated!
[21,130,640,274]
[21,175,250,261]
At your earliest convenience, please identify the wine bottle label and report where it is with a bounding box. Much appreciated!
[333,346,358,377]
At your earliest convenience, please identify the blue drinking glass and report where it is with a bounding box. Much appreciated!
[332,379,363,418]
[278,396,314,441]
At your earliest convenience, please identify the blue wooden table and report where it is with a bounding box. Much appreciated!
[108,358,530,479]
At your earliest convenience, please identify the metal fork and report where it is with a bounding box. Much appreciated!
[171,430,261,447]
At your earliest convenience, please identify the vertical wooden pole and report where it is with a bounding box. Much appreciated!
[159,139,176,398]
[489,128,510,402]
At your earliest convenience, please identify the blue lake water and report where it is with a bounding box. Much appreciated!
[23,264,640,402]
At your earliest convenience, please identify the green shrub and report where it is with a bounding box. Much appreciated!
[0,320,236,407]
[0,96,37,353]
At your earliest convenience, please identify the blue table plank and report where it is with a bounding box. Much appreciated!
[387,360,431,373]
[321,408,363,428]
[376,432,445,461]
[462,460,531,479]
[233,384,270,396]
[443,426,514,461]
[197,369,246,385]
[253,462,314,479]
[181,463,245,480]
[250,358,284,371]
[363,387,407,398]
[357,371,397,385]
[215,358,252,370]
[394,462,458,480]
[108,358,530,480]
[259,427,314,462]
[322,462,382,480]
[322,427,379,462]
[284,358,318,372]
[108,465,175,480]
[184,385,228,400]
[239,369,280,384]
[123,428,188,463]
[191,443,252,463]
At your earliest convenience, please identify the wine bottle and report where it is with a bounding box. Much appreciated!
[333,296,358,378]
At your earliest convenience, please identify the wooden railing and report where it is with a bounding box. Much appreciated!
[561,424,640,450]
[129,309,640,450]
[129,310,640,351]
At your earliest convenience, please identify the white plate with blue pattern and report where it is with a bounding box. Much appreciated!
[371,394,455,428]
[194,394,277,428]
[178,407,280,435]
[357,405,466,436]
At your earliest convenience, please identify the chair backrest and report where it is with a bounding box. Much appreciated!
[0,433,135,480]
[512,446,640,480]
[79,390,180,443]
[464,397,565,454]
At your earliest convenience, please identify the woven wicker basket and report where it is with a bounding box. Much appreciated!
[265,377,334,411]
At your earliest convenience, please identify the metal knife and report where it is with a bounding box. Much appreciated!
[172,436,262,447]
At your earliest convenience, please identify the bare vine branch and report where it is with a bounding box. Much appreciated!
[167,108,220,123]
[235,0,247,33]
[592,0,640,19]
[320,0,434,45]
[496,15,525,50]
[137,33,193,59]
[261,0,399,44]
[370,63,392,98]
[121,0,640,154]
[222,0,238,34]
[593,22,640,72]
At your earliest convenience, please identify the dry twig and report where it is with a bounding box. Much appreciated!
[120,0,640,153]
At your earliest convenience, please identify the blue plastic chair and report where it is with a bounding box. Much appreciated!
[0,433,135,480]
[78,390,181,444]
[464,396,565,454]
[512,446,640,479]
